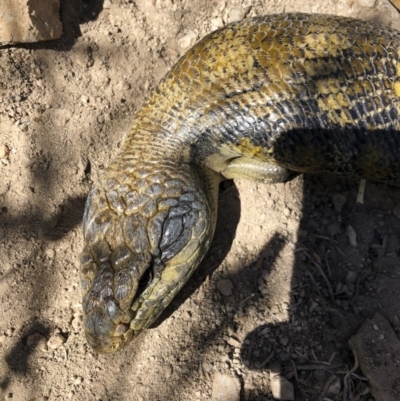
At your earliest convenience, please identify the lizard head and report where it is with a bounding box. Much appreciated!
[80,164,217,353]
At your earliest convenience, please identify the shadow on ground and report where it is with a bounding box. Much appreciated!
[239,175,400,400]
[99,174,400,400]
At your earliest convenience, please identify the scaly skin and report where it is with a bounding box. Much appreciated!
[81,13,400,353]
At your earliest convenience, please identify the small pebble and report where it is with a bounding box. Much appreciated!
[332,193,347,212]
[345,270,358,285]
[0,144,10,159]
[211,18,224,30]
[211,372,240,401]
[226,337,241,348]
[280,336,289,346]
[217,279,233,296]
[270,373,294,400]
[271,305,280,314]
[391,315,400,329]
[45,248,55,259]
[227,8,245,23]
[261,269,269,281]
[47,333,65,350]
[327,375,341,395]
[5,328,14,337]
[202,361,213,372]
[178,31,197,50]
[309,300,319,312]
[27,333,47,350]
[71,315,82,331]
[347,225,357,247]
[164,363,173,379]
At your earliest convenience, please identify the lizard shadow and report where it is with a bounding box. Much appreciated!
[239,174,400,400]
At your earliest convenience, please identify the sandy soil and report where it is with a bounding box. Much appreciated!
[1,1,400,400]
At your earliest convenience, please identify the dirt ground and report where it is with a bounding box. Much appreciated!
[1,0,400,400]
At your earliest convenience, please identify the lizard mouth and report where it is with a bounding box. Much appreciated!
[82,261,158,354]
[84,321,134,354]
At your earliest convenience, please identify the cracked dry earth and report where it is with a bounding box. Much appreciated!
[1,1,400,400]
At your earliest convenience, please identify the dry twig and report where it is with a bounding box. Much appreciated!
[343,349,359,401]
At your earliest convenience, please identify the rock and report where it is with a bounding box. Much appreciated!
[47,333,65,350]
[327,375,341,395]
[178,30,197,50]
[27,333,47,350]
[226,336,241,348]
[345,270,358,285]
[71,314,82,331]
[227,8,246,23]
[270,372,295,400]
[347,225,357,247]
[5,328,14,337]
[349,313,400,401]
[44,248,55,259]
[211,372,240,401]
[280,336,289,346]
[0,144,10,160]
[202,361,213,372]
[390,315,400,329]
[0,0,62,46]
[271,304,281,314]
[332,193,347,212]
[217,279,233,296]
[103,0,113,8]
[211,18,224,30]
